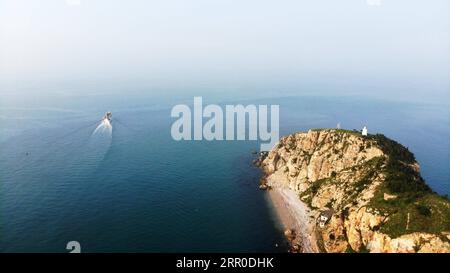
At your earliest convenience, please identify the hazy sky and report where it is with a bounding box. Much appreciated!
[0,0,449,101]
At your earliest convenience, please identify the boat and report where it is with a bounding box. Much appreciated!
[103,112,112,122]
[101,112,112,127]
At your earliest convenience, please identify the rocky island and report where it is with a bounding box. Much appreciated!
[256,129,450,253]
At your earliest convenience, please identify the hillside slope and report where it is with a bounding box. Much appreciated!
[257,129,450,253]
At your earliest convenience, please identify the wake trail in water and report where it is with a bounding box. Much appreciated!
[92,119,113,136]
[81,119,114,170]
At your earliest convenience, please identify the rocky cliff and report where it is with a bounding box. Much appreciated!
[257,129,450,253]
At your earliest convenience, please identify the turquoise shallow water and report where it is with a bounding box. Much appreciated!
[0,95,449,252]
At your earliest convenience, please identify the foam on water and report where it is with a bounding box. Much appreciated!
[85,119,113,166]
[93,119,113,136]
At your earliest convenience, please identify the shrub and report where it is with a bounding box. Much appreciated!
[416,205,432,217]
[384,159,430,194]
[371,134,415,164]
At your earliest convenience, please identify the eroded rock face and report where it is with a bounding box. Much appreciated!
[259,129,450,253]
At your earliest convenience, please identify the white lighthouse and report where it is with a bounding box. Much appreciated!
[362,126,368,136]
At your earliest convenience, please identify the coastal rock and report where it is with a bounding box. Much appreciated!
[321,214,349,253]
[259,129,450,253]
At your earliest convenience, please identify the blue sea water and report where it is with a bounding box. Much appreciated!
[0,94,449,252]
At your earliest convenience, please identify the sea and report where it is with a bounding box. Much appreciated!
[0,92,449,252]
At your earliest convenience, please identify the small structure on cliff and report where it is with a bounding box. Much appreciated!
[362,126,368,136]
[317,209,334,228]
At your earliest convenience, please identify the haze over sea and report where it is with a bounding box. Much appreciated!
[0,89,448,252]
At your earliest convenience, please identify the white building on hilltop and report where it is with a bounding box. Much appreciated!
[362,126,368,136]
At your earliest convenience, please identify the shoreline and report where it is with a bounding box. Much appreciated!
[267,187,319,253]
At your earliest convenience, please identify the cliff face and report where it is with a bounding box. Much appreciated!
[259,129,450,253]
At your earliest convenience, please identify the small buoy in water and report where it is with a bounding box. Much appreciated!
[275,243,278,248]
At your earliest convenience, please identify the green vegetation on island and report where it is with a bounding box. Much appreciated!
[268,128,450,251]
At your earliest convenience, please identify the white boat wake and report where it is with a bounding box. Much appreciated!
[93,118,113,136]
